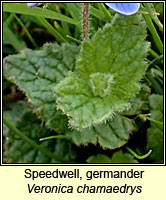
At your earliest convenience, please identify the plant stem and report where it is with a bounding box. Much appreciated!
[3,116,74,163]
[145,117,163,129]
[40,135,72,141]
[126,146,152,160]
[66,35,81,43]
[149,49,159,58]
[83,3,89,40]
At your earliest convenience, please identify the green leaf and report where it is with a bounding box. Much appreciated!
[55,14,150,130]
[50,139,78,163]
[35,17,67,43]
[4,43,80,133]
[86,150,138,163]
[3,3,78,25]
[87,154,112,163]
[3,21,26,52]
[6,111,77,163]
[142,5,163,54]
[144,3,163,32]
[3,102,30,135]
[154,3,163,16]
[66,114,135,149]
[121,84,150,116]
[146,95,163,163]
[89,4,106,20]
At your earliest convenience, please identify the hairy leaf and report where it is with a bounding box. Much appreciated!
[4,43,80,133]
[121,84,150,116]
[146,94,163,163]
[86,150,138,163]
[66,114,135,149]
[55,14,150,130]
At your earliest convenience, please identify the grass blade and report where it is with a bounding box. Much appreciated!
[3,3,78,25]
[36,16,67,42]
[3,21,26,51]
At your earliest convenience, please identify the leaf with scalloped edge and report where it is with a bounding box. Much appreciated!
[66,114,135,149]
[146,94,163,163]
[4,43,80,133]
[121,84,150,116]
[86,150,138,163]
[55,14,150,130]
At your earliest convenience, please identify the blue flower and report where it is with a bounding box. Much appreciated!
[105,3,140,15]
[27,3,43,8]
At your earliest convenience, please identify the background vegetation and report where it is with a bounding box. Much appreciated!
[3,3,164,163]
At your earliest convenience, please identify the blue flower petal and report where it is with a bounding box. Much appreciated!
[27,3,43,8]
[105,3,140,15]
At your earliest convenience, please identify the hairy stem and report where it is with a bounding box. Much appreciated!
[83,3,89,40]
